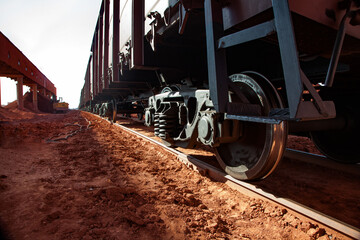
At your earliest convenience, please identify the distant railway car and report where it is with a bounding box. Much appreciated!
[79,0,360,180]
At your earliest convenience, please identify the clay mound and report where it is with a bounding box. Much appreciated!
[0,106,37,121]
[4,100,18,109]
[5,92,54,113]
[24,92,54,113]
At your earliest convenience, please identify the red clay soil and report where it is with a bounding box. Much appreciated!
[4,91,54,114]
[286,135,322,155]
[116,117,360,229]
[0,108,355,239]
[0,104,38,122]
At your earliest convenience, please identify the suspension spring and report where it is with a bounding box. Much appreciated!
[154,102,180,140]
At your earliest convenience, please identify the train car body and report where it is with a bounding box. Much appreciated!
[80,0,360,180]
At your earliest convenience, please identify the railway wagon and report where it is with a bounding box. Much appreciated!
[79,0,360,181]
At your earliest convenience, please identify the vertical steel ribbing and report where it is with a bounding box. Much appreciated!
[204,0,229,113]
[272,0,303,118]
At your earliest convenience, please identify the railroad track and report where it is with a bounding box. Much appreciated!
[284,149,360,176]
[117,116,360,176]
[94,115,360,239]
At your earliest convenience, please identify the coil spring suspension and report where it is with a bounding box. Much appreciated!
[154,102,180,140]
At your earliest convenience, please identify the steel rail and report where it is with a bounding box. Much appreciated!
[118,114,360,176]
[116,115,360,176]
[94,115,360,239]
[284,149,360,176]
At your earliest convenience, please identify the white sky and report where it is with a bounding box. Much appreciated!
[0,0,101,108]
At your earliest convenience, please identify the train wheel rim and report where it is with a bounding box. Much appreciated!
[310,131,360,163]
[214,73,287,181]
[309,106,360,163]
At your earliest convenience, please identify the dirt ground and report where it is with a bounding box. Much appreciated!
[0,107,356,239]
[117,117,360,229]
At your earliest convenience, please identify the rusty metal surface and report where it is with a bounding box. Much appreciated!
[222,0,360,39]
[82,0,167,106]
[222,0,272,31]
[0,31,56,96]
[289,0,360,39]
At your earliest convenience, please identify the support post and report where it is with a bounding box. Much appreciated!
[112,0,120,83]
[32,84,38,111]
[16,76,24,110]
[98,15,103,93]
[103,0,110,89]
[204,0,229,113]
[131,0,145,68]
[272,0,303,118]
[94,31,99,96]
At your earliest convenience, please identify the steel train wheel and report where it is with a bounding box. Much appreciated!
[137,112,144,120]
[214,73,287,181]
[310,107,360,163]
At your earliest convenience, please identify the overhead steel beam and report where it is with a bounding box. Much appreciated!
[0,31,56,97]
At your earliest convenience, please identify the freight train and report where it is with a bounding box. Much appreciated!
[79,0,360,180]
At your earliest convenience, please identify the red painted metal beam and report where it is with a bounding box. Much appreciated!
[222,0,360,40]
[289,0,360,39]
[0,31,56,96]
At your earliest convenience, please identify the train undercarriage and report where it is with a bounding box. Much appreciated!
[88,69,360,181]
[80,0,360,181]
